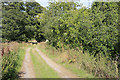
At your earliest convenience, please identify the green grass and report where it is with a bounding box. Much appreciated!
[37,44,95,78]
[30,48,60,78]
[37,43,118,78]
[38,47,56,59]
[59,62,95,78]
[16,47,26,72]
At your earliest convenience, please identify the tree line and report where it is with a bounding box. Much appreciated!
[2,2,45,42]
[37,2,119,60]
[2,1,120,65]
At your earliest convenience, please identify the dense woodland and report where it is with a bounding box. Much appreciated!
[1,1,120,78]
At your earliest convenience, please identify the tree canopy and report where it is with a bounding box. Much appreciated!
[2,2,45,41]
[2,1,119,59]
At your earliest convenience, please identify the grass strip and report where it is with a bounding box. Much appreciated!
[16,47,26,72]
[30,48,60,78]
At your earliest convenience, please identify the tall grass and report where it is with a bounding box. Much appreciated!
[37,42,119,78]
[1,42,26,80]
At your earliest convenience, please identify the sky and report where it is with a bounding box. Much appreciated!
[35,0,94,8]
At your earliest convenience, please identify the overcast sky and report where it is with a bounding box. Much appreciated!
[35,0,94,8]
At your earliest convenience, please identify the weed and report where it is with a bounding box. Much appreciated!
[37,42,119,78]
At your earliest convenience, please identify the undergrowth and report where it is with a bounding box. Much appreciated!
[37,42,119,78]
[1,42,27,80]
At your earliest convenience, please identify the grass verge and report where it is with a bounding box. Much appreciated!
[16,47,26,72]
[2,42,26,80]
[37,42,118,78]
[37,43,95,78]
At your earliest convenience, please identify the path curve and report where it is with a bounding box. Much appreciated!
[35,48,79,79]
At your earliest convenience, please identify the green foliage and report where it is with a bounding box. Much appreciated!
[2,2,44,42]
[2,42,25,80]
[88,2,119,58]
[1,1,119,78]
[37,2,119,60]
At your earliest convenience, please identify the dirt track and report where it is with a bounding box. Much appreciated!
[20,47,79,78]
[35,48,79,78]
[20,48,35,78]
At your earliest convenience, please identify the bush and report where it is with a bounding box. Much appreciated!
[1,42,22,80]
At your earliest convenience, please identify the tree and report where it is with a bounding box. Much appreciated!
[36,2,79,45]
[2,2,28,41]
[2,2,44,42]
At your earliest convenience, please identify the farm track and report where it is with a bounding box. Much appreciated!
[35,48,79,78]
[20,47,79,79]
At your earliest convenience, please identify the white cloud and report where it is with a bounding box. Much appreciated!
[35,0,49,7]
[35,0,94,8]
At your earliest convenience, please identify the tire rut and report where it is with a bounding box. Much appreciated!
[20,48,36,78]
[35,48,79,79]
